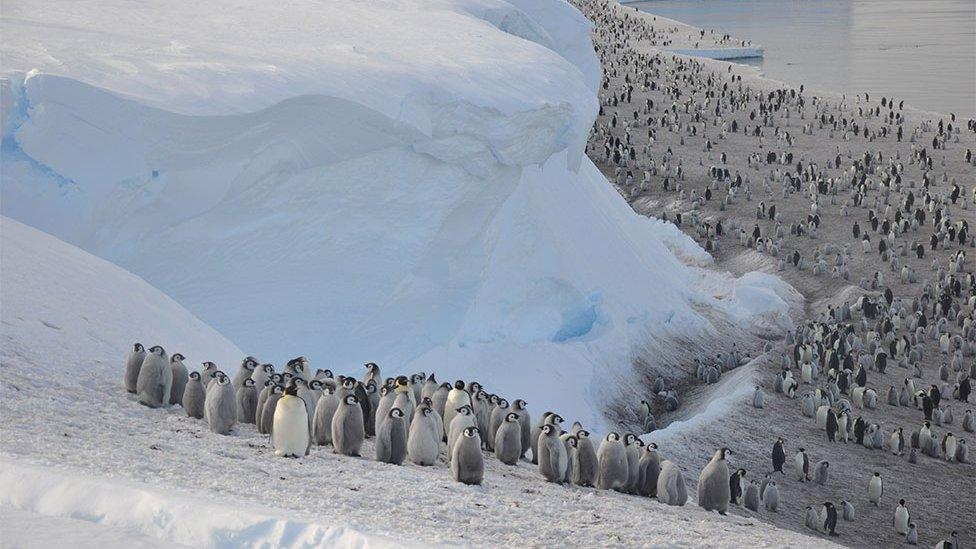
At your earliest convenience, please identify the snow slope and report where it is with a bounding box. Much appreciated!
[0,0,794,429]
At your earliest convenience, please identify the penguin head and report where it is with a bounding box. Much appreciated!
[422,396,432,407]
[364,362,378,373]
[215,372,230,385]
[364,381,376,394]
[189,371,201,381]
[457,405,472,416]
[271,385,284,395]
[566,436,579,448]
[171,353,185,363]
[427,373,436,383]
[244,378,255,388]
[498,398,509,409]
[489,394,499,405]
[284,379,300,396]
[133,343,144,352]
[242,356,258,370]
[149,345,165,355]
[287,357,307,373]
[645,442,657,450]
[342,377,356,390]
[259,363,274,375]
[454,380,465,390]
[476,390,487,402]
[505,412,519,423]
[282,372,294,382]
[380,386,390,396]
[389,407,404,419]
[718,447,731,460]
[550,414,564,425]
[899,499,905,505]
[344,394,359,405]
[541,424,557,436]
[421,407,432,417]
[513,399,527,410]
[607,432,620,442]
[411,373,425,384]
[439,382,451,390]
[310,379,323,391]
[316,368,332,378]
[271,373,283,383]
[624,433,636,445]
[394,376,409,390]
[462,426,479,438]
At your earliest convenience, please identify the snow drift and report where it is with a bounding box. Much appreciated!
[0,0,795,427]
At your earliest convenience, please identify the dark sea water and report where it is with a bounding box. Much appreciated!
[632,0,976,117]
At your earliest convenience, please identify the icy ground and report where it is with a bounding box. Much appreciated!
[0,218,829,547]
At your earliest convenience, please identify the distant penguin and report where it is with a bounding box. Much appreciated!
[233,356,258,391]
[136,345,172,408]
[272,380,310,457]
[488,398,510,450]
[656,460,687,506]
[169,353,188,406]
[964,409,975,433]
[537,424,568,483]
[375,408,407,465]
[795,448,811,481]
[869,472,883,505]
[752,386,765,408]
[237,378,258,423]
[575,429,599,487]
[814,460,829,485]
[805,506,821,532]
[906,524,918,545]
[596,432,629,491]
[512,399,532,459]
[494,412,522,466]
[624,434,642,493]
[181,371,206,419]
[841,500,855,521]
[762,480,779,512]
[259,385,284,435]
[451,426,484,485]
[742,480,760,511]
[636,443,661,497]
[283,356,308,378]
[893,499,911,535]
[312,387,340,446]
[942,432,957,462]
[956,438,969,463]
[729,468,746,504]
[332,394,365,456]
[123,343,146,394]
[698,447,731,514]
[204,371,237,435]
[407,403,441,466]
[802,393,816,417]
[531,412,563,465]
[935,531,959,549]
[561,434,580,484]
[822,502,838,536]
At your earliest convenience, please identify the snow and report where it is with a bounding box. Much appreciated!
[1,0,793,432]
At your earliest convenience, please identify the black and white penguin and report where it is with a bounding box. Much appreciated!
[123,343,146,394]
[136,345,172,409]
[893,499,911,535]
[451,426,484,485]
[272,379,310,457]
[332,394,365,456]
[794,448,811,481]
[636,442,661,497]
[822,502,838,536]
[729,467,746,505]
[698,447,731,514]
[204,371,237,435]
[772,438,786,474]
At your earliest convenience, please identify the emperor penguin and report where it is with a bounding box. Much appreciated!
[494,412,522,466]
[407,404,441,466]
[893,499,911,535]
[956,438,968,463]
[889,427,905,455]
[250,363,274,389]
[698,448,731,514]
[743,480,760,511]
[421,396,444,444]
[941,432,957,461]
[233,356,258,390]
[236,378,259,423]
[181,371,206,419]
[935,531,959,549]
[561,434,580,484]
[964,409,975,433]
[801,393,816,417]
[729,468,746,504]
[822,502,838,536]
[841,500,855,521]
[512,399,532,459]
[919,421,933,449]
[136,345,172,408]
[332,394,365,456]
[451,426,484,485]
[169,353,189,406]
[123,343,146,393]
[596,432,629,491]
[201,361,220,388]
[392,376,416,423]
[259,385,284,435]
[204,371,238,435]
[772,437,786,473]
[575,429,599,487]
[636,442,661,497]
[284,356,308,378]
[443,381,471,437]
[906,524,918,545]
[763,481,779,512]
[624,434,642,493]
[794,448,811,481]
[420,373,438,402]
[431,382,451,423]
[488,398,510,451]
[312,387,340,446]
[363,362,381,386]
[272,380,310,457]
[447,405,477,460]
[375,408,407,465]
[639,399,652,429]
[255,375,278,426]
[814,460,829,485]
[295,378,317,425]
[752,386,765,408]
[374,385,395,436]
[537,424,568,483]
[804,506,821,532]
[656,460,687,506]
[472,390,490,437]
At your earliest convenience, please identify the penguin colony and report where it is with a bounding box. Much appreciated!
[568,0,974,546]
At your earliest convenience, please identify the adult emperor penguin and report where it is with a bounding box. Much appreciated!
[889,427,905,455]
[136,345,172,408]
[408,404,441,466]
[233,356,258,390]
[743,481,760,511]
[596,432,629,491]
[182,371,206,419]
[312,387,340,446]
[624,434,642,493]
[451,426,484,485]
[512,399,532,459]
[443,381,471,438]
[448,405,477,460]
[935,531,959,549]
[772,437,786,473]
[729,468,746,505]
[169,353,189,406]
[494,412,522,466]
[259,385,284,435]
[794,447,811,481]
[763,481,779,512]
[537,424,568,483]
[375,408,407,465]
[237,378,259,424]
[332,394,365,456]
[273,379,310,457]
[636,442,661,497]
[893,499,911,535]
[656,460,687,506]
[814,460,829,485]
[575,429,599,487]
[123,343,146,394]
[204,371,238,435]
[698,447,731,514]
[822,502,838,536]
